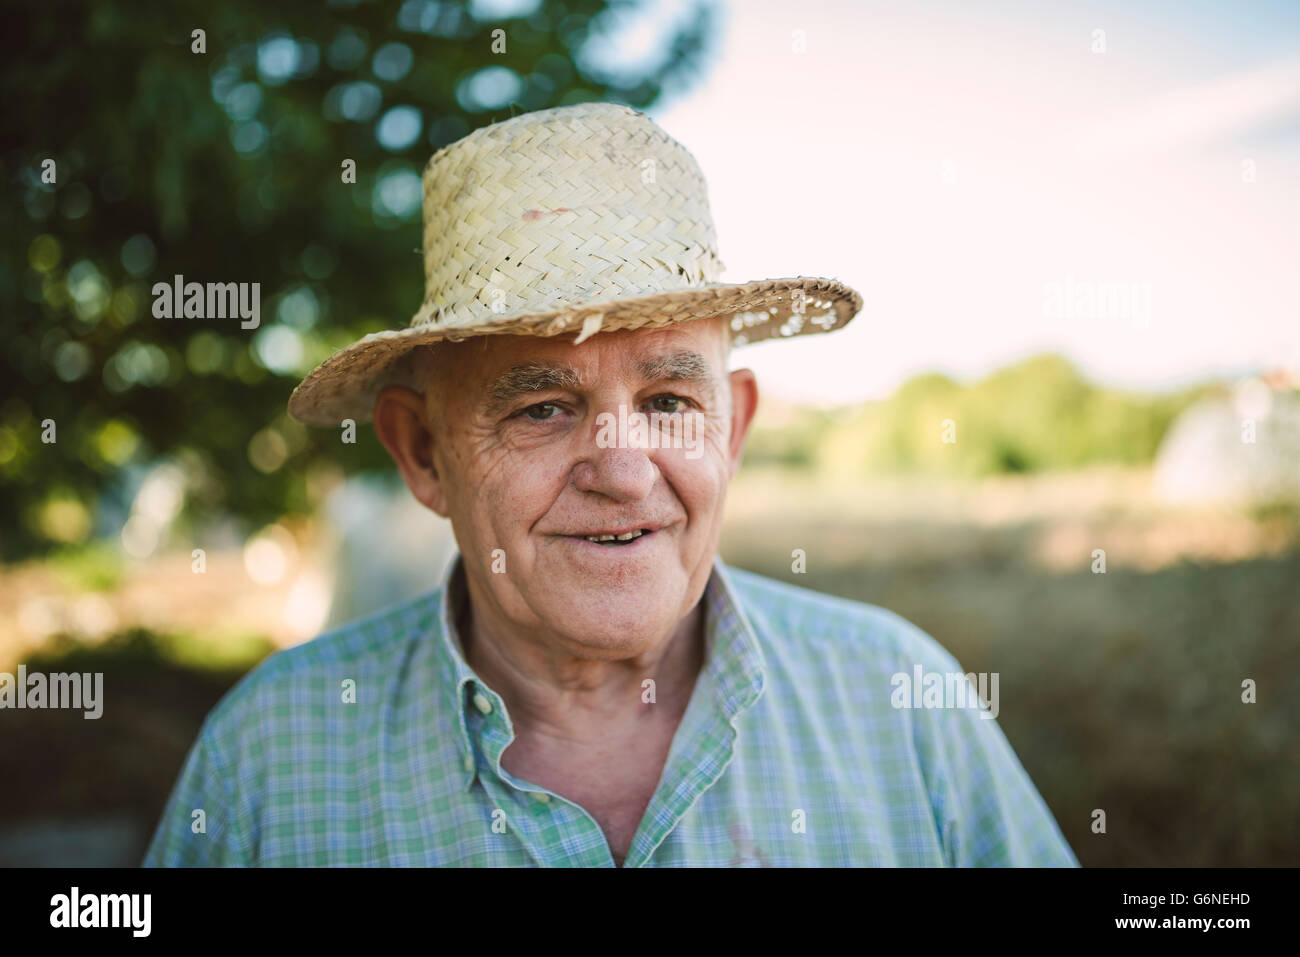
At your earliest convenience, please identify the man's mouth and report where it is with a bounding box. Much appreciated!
[576,529,651,546]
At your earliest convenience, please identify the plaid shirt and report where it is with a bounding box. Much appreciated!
[143,556,1078,867]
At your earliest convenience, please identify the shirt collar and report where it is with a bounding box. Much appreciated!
[698,558,768,721]
[432,553,767,791]
[433,556,481,790]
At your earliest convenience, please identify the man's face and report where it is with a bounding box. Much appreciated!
[375,317,757,659]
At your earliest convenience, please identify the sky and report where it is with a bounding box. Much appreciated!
[609,0,1300,404]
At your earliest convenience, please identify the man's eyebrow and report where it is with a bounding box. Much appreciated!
[636,351,717,386]
[482,351,718,413]
[485,361,582,411]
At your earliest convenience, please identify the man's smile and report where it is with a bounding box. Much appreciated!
[546,519,670,546]
[558,526,661,549]
[581,529,648,544]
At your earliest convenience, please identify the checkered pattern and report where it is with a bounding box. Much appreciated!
[143,557,1078,867]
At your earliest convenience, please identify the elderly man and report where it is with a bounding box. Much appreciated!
[144,103,1077,867]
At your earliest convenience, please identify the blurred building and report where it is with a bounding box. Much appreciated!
[322,473,458,626]
[1153,372,1300,505]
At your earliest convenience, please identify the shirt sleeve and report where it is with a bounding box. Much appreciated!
[921,691,1079,867]
[141,725,251,867]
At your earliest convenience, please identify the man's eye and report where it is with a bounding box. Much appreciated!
[523,402,561,420]
[649,395,687,413]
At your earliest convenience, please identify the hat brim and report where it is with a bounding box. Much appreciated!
[287,276,862,426]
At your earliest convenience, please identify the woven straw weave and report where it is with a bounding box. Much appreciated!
[289,102,862,426]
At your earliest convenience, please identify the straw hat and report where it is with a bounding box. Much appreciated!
[288,102,863,426]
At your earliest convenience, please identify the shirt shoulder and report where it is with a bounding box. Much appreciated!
[721,563,961,675]
[719,564,1078,866]
[142,588,451,866]
[201,587,445,743]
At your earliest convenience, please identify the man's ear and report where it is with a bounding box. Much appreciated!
[372,384,450,517]
[725,368,759,479]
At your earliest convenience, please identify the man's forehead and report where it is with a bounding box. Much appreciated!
[466,322,725,385]
[481,347,720,409]
[492,320,723,365]
[490,348,716,381]
[414,320,731,417]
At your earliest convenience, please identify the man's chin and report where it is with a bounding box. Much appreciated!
[521,543,700,649]
[535,596,686,657]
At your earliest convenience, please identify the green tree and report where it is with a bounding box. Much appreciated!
[813,356,1206,479]
[1,0,716,559]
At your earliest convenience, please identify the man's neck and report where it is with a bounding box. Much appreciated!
[455,583,707,745]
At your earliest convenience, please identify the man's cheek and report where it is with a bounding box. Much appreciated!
[484,473,553,541]
[695,415,732,460]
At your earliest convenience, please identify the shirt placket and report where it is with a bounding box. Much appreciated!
[621,665,744,867]
[623,567,767,867]
[465,682,615,868]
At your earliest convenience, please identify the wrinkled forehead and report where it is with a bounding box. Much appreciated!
[417,316,732,404]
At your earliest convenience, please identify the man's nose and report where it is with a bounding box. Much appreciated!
[571,444,658,502]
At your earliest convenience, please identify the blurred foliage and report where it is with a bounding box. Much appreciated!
[45,541,126,592]
[1,0,716,560]
[746,354,1210,479]
[3,626,273,844]
[742,404,836,470]
[27,625,276,676]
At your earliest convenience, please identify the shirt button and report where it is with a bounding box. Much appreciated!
[472,692,493,715]
[463,753,474,773]
[534,792,550,803]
